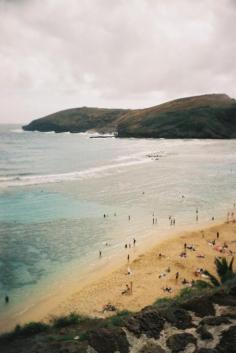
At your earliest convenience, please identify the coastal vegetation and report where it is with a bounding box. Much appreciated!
[23,93,236,138]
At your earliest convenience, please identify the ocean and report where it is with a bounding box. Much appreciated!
[0,124,236,329]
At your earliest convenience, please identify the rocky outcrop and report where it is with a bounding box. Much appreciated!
[180,295,215,317]
[2,289,236,353]
[159,307,193,329]
[124,307,165,339]
[87,327,129,353]
[216,325,236,353]
[23,94,236,139]
[166,332,197,353]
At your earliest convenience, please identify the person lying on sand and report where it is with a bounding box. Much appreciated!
[186,244,196,251]
[194,268,204,277]
[158,272,166,279]
[196,253,205,258]
[179,251,187,258]
[121,284,130,295]
[102,303,117,313]
[162,286,172,293]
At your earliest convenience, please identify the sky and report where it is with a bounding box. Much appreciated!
[0,0,236,124]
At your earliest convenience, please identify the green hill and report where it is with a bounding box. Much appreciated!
[23,107,129,133]
[23,94,236,138]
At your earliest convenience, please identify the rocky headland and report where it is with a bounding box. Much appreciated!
[23,94,236,139]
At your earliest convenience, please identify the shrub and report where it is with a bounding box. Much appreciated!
[52,312,82,328]
[154,297,175,308]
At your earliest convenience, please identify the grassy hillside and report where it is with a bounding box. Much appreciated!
[23,107,129,133]
[117,94,236,138]
[23,94,236,138]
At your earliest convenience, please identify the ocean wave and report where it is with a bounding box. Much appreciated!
[0,157,152,188]
[10,128,24,133]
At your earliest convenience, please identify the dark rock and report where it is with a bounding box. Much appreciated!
[159,307,193,329]
[200,316,231,326]
[211,293,236,306]
[229,286,236,296]
[125,307,165,339]
[196,325,213,340]
[166,333,197,353]
[87,327,129,353]
[216,325,236,353]
[138,342,166,353]
[180,296,215,317]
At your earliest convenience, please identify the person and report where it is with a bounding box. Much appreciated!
[153,218,155,225]
[122,284,130,295]
[103,214,106,218]
[99,250,102,258]
[212,216,215,221]
[128,215,131,221]
[184,243,187,250]
[217,231,219,239]
[175,272,179,280]
[133,238,136,246]
[127,254,130,262]
[125,244,128,249]
[5,296,9,304]
[130,281,133,295]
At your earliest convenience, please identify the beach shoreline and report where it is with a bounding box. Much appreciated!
[1,216,235,334]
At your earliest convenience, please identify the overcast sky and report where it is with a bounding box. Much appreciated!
[0,0,236,123]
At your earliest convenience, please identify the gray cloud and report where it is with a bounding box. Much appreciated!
[0,0,236,123]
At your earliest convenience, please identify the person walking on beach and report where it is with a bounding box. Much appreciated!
[175,272,179,281]
[99,250,102,258]
[133,238,136,246]
[128,215,131,221]
[127,254,130,262]
[217,231,219,239]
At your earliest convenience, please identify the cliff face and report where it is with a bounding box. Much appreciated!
[1,288,236,353]
[23,94,236,138]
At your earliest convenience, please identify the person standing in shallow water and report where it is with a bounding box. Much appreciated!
[5,295,9,304]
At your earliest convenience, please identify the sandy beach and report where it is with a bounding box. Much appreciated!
[50,220,236,321]
[1,218,236,334]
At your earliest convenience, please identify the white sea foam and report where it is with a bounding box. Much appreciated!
[0,157,152,188]
[10,128,24,133]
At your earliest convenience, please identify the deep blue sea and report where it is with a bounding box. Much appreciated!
[0,124,236,330]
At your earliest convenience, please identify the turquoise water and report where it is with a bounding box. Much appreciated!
[0,124,236,328]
